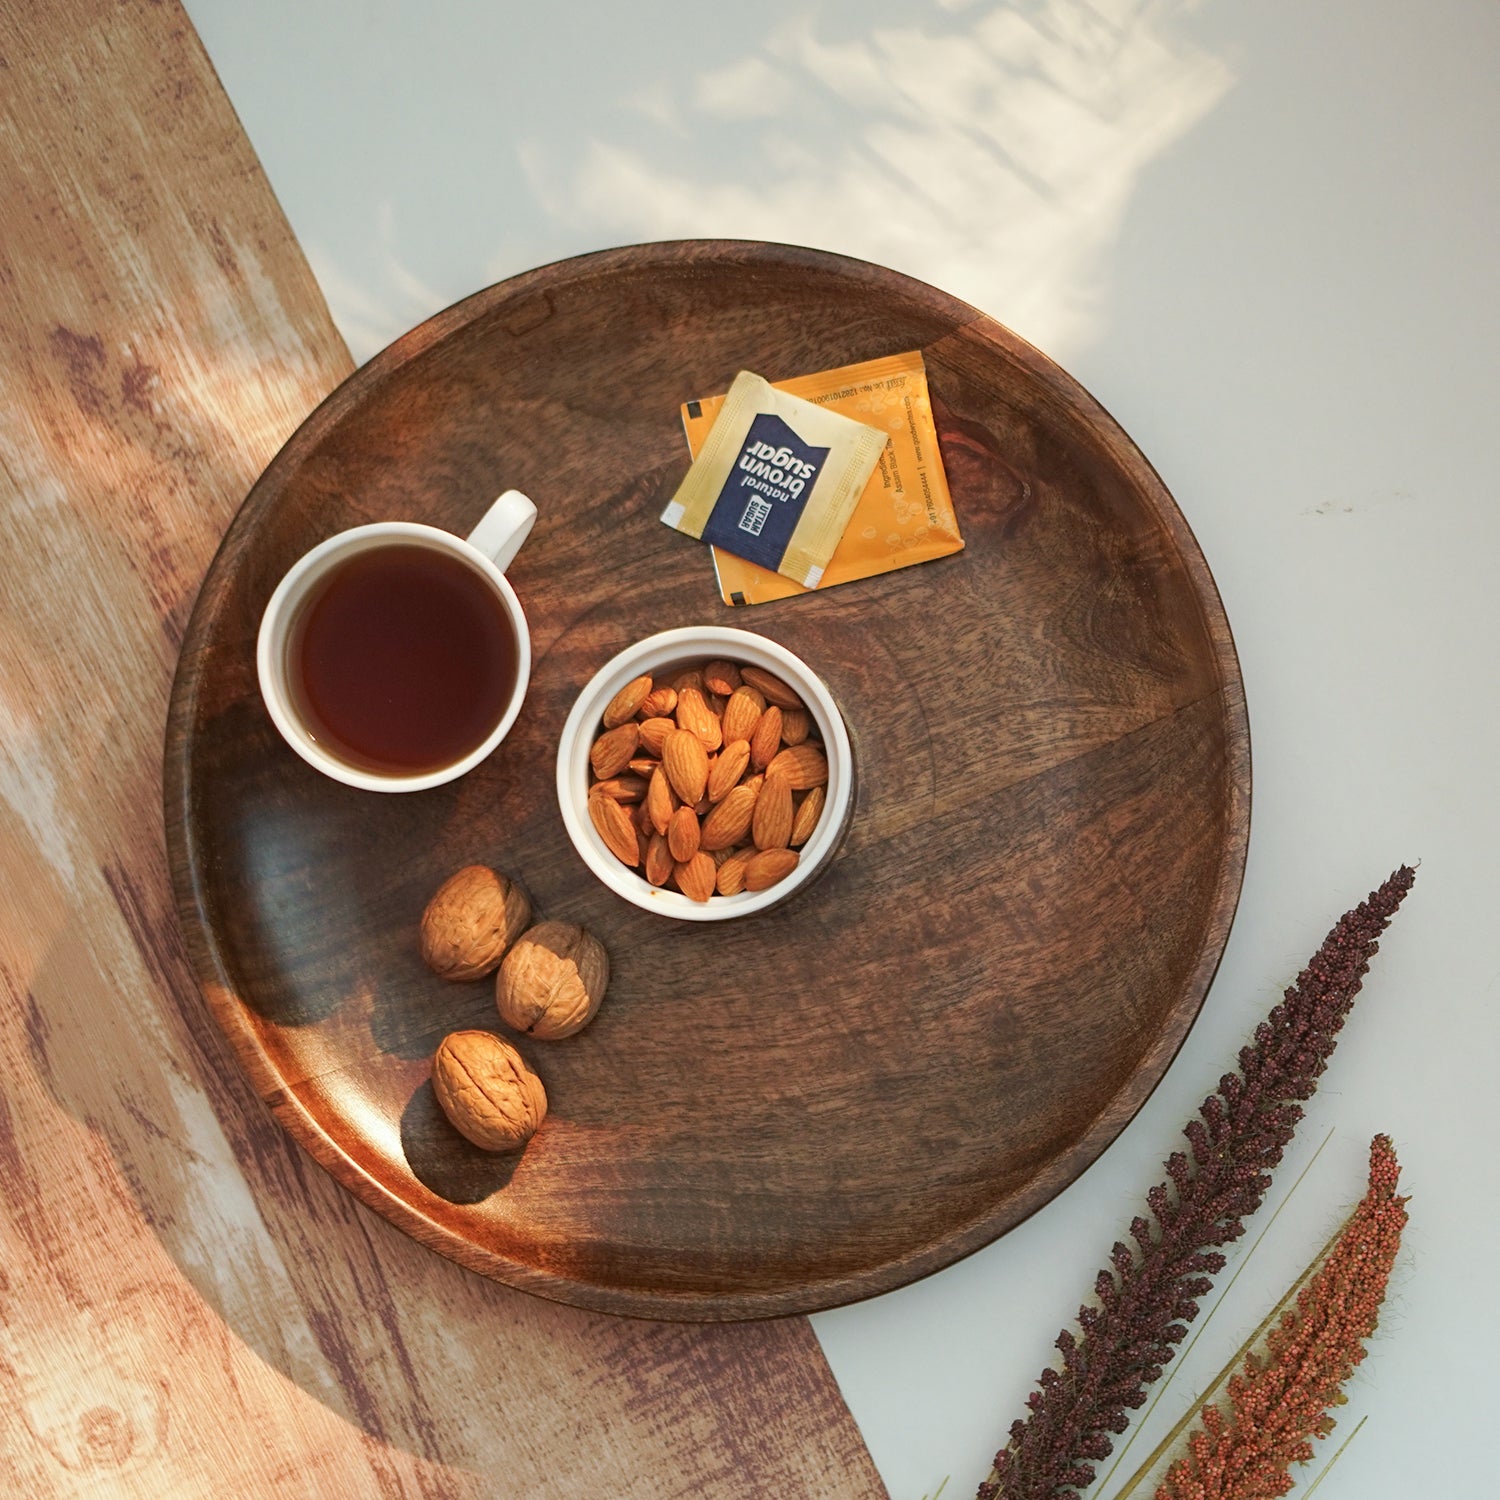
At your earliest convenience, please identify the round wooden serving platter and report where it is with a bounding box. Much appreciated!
[165,241,1249,1321]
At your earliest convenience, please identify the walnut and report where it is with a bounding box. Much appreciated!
[420,865,532,981]
[431,1030,547,1152]
[497,922,610,1040]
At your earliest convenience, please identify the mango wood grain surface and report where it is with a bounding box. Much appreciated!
[0,4,887,1495]
[166,240,1250,1320]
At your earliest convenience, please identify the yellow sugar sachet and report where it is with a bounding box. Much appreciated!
[681,351,962,606]
[662,371,886,589]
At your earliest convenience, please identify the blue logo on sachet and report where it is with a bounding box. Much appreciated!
[700,413,828,573]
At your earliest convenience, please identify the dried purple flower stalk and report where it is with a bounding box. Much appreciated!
[978,866,1415,1500]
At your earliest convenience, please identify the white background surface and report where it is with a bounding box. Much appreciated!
[183,3,1500,1495]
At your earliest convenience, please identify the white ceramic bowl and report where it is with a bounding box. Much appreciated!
[556,627,854,921]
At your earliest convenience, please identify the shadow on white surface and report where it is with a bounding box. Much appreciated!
[190,0,1228,366]
[519,0,1230,365]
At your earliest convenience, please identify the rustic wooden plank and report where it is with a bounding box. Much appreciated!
[0,3,888,1495]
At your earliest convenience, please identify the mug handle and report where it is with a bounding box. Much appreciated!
[466,490,537,573]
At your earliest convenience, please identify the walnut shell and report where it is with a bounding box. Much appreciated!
[497,921,609,1040]
[420,865,532,981]
[431,1030,547,1152]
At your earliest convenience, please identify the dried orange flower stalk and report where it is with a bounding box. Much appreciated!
[1153,1135,1408,1500]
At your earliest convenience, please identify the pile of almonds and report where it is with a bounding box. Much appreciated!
[585,658,829,901]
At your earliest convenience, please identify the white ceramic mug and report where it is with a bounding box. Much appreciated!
[257,490,536,792]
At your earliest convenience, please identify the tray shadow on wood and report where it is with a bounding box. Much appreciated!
[19,850,540,1466]
[24,877,877,1484]
[401,1081,522,1202]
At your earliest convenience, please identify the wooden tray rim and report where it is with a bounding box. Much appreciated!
[164,239,1251,1320]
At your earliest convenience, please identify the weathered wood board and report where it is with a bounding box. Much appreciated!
[0,3,888,1494]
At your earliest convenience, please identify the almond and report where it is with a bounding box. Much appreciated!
[790,784,825,846]
[707,739,750,802]
[674,852,717,903]
[640,686,678,719]
[675,688,722,752]
[646,766,676,835]
[715,849,755,896]
[721,685,765,743]
[585,652,832,905]
[767,743,828,790]
[744,847,799,891]
[603,673,653,729]
[662,729,709,804]
[589,722,639,779]
[699,783,757,850]
[644,832,673,887]
[702,660,742,696]
[667,805,701,862]
[589,791,639,867]
[740,665,803,710]
[592,774,646,803]
[637,716,675,756]
[752,768,793,850]
[749,705,783,770]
